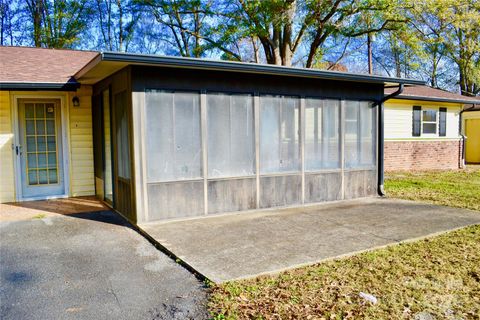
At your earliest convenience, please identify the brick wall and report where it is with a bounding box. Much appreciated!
[384,140,463,171]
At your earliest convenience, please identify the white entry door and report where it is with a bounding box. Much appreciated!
[17,100,65,199]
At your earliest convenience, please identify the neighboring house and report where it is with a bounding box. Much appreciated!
[0,46,422,225]
[383,85,480,171]
[462,105,480,164]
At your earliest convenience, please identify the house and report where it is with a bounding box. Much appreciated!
[0,46,422,224]
[383,85,480,171]
[462,105,480,163]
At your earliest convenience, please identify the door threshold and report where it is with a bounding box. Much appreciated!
[17,194,69,202]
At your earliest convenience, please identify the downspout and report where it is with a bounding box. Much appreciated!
[376,83,404,196]
[459,104,476,168]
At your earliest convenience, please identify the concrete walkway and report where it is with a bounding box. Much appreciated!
[0,200,208,320]
[140,198,480,283]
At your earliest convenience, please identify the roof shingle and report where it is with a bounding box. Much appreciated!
[0,46,99,84]
[385,85,479,104]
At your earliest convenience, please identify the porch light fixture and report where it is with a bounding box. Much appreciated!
[72,96,80,107]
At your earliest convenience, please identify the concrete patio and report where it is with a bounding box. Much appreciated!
[140,198,480,283]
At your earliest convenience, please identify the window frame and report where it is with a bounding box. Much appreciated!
[421,107,439,136]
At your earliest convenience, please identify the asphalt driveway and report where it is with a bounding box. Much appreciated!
[141,198,480,283]
[0,209,208,320]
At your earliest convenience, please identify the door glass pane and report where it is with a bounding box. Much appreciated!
[26,120,35,135]
[46,104,55,118]
[24,101,59,186]
[26,137,36,152]
[38,169,48,184]
[35,104,45,117]
[48,169,58,183]
[25,104,34,118]
[28,170,38,185]
[47,136,56,151]
[37,136,46,151]
[37,153,47,168]
[27,153,37,168]
[48,153,57,168]
[36,120,45,135]
[46,120,55,134]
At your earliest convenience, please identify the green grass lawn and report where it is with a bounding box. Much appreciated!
[385,166,480,211]
[208,167,480,319]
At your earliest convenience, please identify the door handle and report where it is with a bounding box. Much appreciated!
[15,145,22,156]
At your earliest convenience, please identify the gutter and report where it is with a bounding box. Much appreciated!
[386,94,479,105]
[459,104,476,168]
[376,83,404,196]
[0,81,81,91]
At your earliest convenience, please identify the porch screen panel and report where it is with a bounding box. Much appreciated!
[207,93,255,178]
[344,101,376,168]
[305,98,340,170]
[115,91,131,179]
[260,95,300,173]
[145,90,201,182]
[360,101,376,166]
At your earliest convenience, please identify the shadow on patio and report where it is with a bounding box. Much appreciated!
[0,197,127,227]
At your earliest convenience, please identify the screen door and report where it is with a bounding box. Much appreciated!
[18,100,65,198]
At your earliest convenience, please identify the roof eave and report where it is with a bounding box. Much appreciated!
[390,94,479,105]
[0,82,81,91]
[75,51,425,86]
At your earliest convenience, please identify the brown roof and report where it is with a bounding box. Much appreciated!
[385,85,480,104]
[0,46,99,85]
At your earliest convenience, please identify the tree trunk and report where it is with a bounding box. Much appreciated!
[33,0,43,47]
[367,33,373,74]
[117,0,123,51]
[251,37,259,63]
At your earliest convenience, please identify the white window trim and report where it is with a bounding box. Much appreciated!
[421,107,439,137]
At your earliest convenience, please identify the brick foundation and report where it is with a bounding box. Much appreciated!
[384,140,463,171]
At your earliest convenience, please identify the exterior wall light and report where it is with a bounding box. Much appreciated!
[72,96,80,107]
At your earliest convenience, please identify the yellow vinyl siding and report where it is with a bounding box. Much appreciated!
[463,111,480,163]
[67,87,95,197]
[0,91,15,202]
[384,99,462,140]
[0,89,95,203]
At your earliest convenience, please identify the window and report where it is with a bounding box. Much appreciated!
[344,101,376,168]
[260,95,300,173]
[145,90,201,182]
[305,98,340,170]
[207,93,255,178]
[422,109,437,134]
